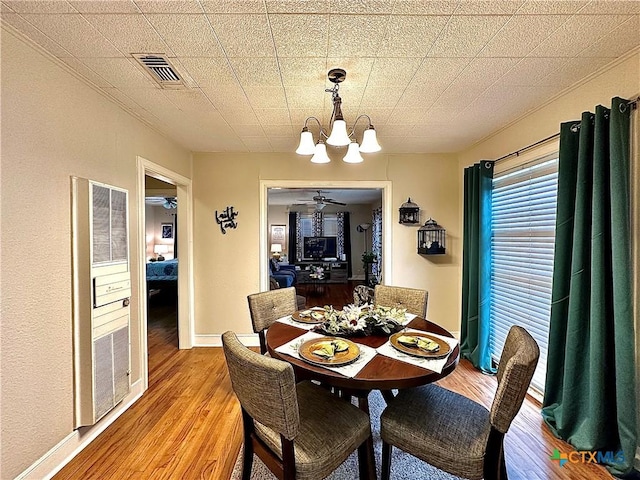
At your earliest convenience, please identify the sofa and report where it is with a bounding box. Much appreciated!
[269,259,297,288]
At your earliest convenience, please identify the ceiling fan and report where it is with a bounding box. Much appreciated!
[295,190,346,211]
[163,197,177,209]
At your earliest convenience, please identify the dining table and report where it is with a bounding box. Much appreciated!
[266,306,460,479]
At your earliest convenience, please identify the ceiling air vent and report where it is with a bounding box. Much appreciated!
[133,54,185,89]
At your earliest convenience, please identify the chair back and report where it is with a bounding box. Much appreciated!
[353,285,375,306]
[374,285,428,317]
[222,331,300,440]
[490,326,540,433]
[247,287,297,334]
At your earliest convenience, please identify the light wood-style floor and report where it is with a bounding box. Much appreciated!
[55,283,613,480]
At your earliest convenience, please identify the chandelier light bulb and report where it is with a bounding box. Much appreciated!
[310,142,331,164]
[343,142,364,163]
[326,119,351,146]
[295,129,315,155]
[359,127,382,153]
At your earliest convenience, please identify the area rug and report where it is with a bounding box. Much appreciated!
[231,390,465,480]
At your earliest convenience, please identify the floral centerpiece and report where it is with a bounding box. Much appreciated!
[312,303,406,337]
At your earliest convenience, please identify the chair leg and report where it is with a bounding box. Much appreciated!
[357,440,369,479]
[499,448,508,480]
[380,389,395,404]
[241,442,253,480]
[381,441,392,480]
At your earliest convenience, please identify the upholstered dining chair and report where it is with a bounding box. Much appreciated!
[247,287,298,354]
[374,285,428,318]
[379,326,539,480]
[222,331,373,480]
[353,284,375,306]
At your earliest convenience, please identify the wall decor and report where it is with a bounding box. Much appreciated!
[215,206,239,234]
[399,197,420,224]
[270,224,286,245]
[161,223,173,239]
[418,218,446,255]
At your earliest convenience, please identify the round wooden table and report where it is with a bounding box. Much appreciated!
[266,314,460,480]
[266,316,459,391]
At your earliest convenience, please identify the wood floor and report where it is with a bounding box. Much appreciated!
[55,282,613,480]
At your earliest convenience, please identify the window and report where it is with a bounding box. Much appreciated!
[490,154,558,392]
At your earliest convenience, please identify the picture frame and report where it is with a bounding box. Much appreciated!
[270,224,286,245]
[161,223,174,239]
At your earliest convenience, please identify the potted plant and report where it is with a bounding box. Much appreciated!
[361,251,377,267]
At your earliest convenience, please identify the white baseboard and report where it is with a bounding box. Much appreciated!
[194,333,259,347]
[16,379,144,480]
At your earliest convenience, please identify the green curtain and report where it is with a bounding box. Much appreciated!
[460,160,495,373]
[541,97,636,476]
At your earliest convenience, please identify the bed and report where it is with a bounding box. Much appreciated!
[146,259,178,293]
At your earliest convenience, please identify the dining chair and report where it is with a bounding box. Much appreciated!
[247,287,297,354]
[353,285,375,306]
[379,326,539,480]
[374,285,428,318]
[222,331,373,480]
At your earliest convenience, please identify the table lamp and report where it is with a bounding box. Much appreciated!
[154,244,169,261]
[271,243,282,261]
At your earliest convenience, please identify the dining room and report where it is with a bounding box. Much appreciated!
[54,280,621,480]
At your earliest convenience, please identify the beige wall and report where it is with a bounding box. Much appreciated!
[1,29,191,479]
[192,152,460,335]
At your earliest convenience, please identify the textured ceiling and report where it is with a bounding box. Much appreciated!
[2,0,638,154]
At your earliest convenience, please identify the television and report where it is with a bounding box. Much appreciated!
[303,236,337,260]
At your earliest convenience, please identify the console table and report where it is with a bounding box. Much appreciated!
[296,261,348,284]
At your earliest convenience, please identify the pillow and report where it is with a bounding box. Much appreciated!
[270,258,280,272]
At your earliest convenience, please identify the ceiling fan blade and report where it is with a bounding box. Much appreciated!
[325,199,346,206]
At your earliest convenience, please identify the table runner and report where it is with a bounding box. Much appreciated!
[275,331,377,378]
[376,329,458,374]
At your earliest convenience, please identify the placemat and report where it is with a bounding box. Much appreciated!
[275,314,317,330]
[376,329,458,374]
[275,331,377,378]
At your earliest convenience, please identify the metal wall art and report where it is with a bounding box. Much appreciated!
[215,206,239,234]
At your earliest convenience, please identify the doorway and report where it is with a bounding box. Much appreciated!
[137,156,193,391]
[260,180,393,293]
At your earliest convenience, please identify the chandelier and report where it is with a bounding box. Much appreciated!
[295,68,381,164]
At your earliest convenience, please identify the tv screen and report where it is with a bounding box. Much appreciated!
[303,236,337,260]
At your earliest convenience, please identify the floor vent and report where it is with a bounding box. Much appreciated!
[133,54,185,88]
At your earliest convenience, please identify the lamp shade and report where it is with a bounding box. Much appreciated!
[343,142,364,163]
[326,119,351,146]
[310,142,331,163]
[271,243,282,253]
[295,130,315,155]
[154,244,169,254]
[359,127,381,153]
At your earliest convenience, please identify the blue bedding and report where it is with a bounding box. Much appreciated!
[146,259,178,281]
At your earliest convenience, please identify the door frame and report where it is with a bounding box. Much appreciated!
[137,156,194,390]
[259,180,393,291]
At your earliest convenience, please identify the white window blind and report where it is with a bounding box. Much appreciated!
[490,155,558,392]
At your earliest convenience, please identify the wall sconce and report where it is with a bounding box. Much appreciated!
[271,243,282,261]
[399,198,420,224]
[154,244,169,261]
[418,218,446,255]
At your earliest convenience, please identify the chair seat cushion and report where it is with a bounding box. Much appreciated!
[380,384,490,480]
[254,381,371,480]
